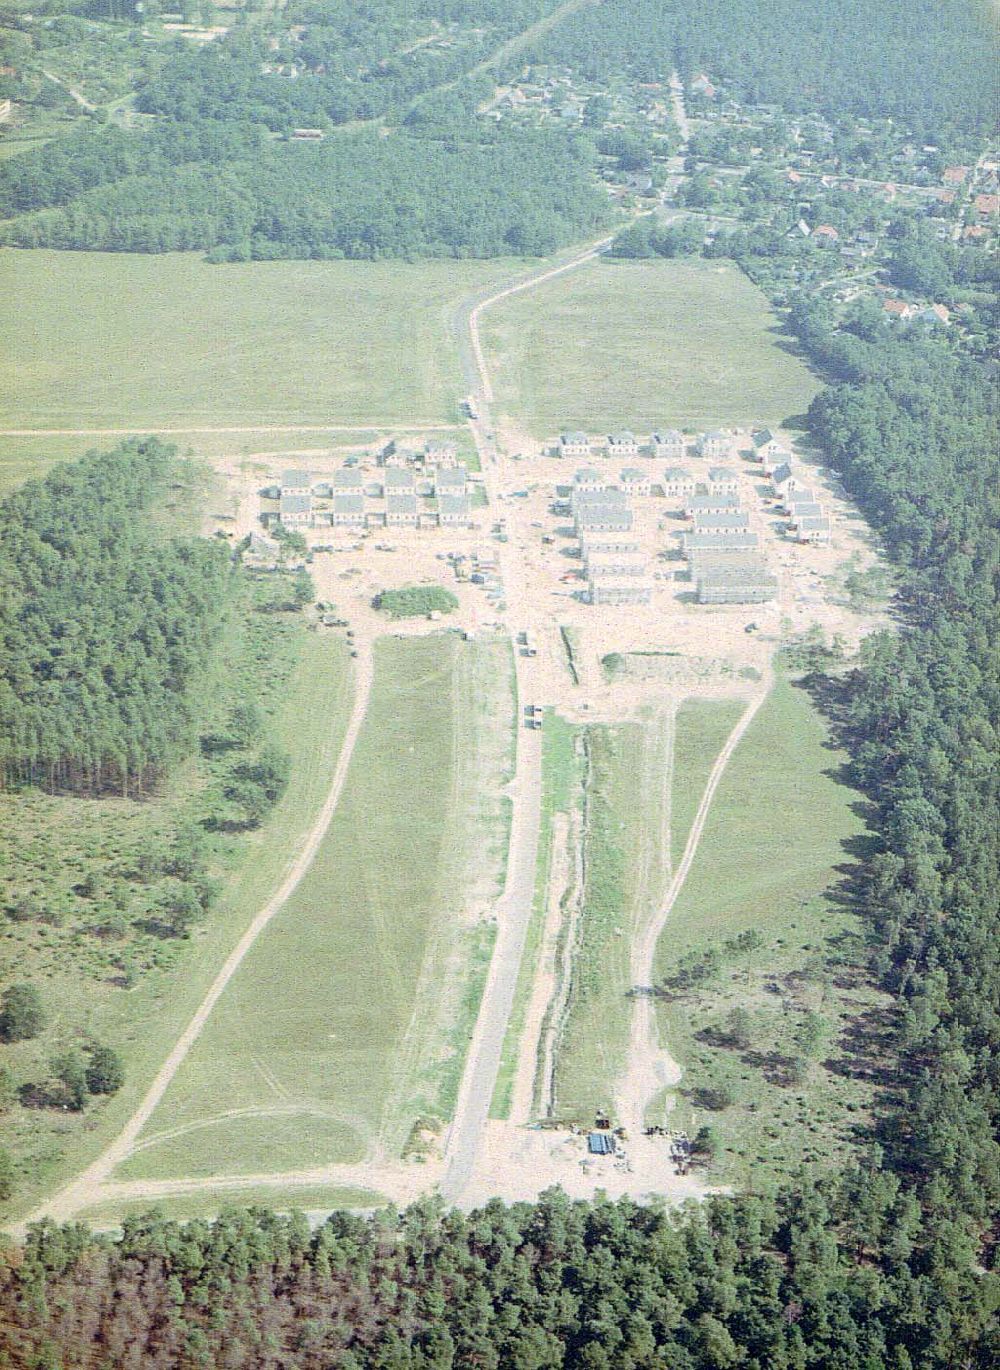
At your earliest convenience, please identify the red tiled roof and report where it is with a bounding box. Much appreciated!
[974,193,999,215]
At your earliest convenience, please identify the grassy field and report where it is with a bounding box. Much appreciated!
[3,629,354,1223]
[651,676,888,1184]
[0,251,522,430]
[551,715,672,1124]
[669,698,746,865]
[119,633,514,1182]
[481,257,820,434]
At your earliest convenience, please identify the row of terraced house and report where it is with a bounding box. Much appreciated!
[272,466,472,532]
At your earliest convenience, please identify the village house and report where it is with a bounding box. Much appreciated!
[883,298,916,320]
[942,166,968,186]
[382,468,416,494]
[796,516,832,544]
[696,560,778,604]
[280,469,311,498]
[278,493,313,528]
[379,440,418,468]
[707,466,739,496]
[782,487,815,513]
[685,492,741,518]
[751,429,783,461]
[573,468,606,494]
[606,431,640,458]
[619,467,652,496]
[331,493,365,528]
[683,530,759,557]
[425,439,458,467]
[588,576,653,606]
[692,510,750,536]
[787,501,824,526]
[434,466,468,495]
[575,504,635,535]
[559,431,591,458]
[437,494,471,527]
[974,193,999,219]
[697,430,731,459]
[813,224,840,246]
[662,467,697,498]
[652,429,686,459]
[770,462,801,499]
[585,551,648,578]
[386,493,419,527]
[918,304,950,327]
[332,468,364,492]
[579,534,641,557]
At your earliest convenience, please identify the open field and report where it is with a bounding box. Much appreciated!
[651,675,888,1184]
[118,633,514,1182]
[0,435,105,494]
[481,257,821,435]
[2,631,353,1223]
[669,698,746,865]
[0,250,523,430]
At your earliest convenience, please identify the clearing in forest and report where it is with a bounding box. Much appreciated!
[480,257,820,434]
[117,634,514,1183]
[0,251,519,430]
[651,676,887,1181]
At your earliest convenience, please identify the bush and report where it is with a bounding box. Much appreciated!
[0,983,45,1042]
[375,585,459,618]
[85,1044,125,1096]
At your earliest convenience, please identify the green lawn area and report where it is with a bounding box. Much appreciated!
[118,633,514,1182]
[552,715,672,1124]
[481,257,820,435]
[669,698,746,865]
[3,630,354,1224]
[652,676,888,1185]
[0,250,521,429]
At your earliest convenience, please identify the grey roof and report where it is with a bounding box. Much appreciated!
[707,466,737,481]
[386,493,418,514]
[797,516,831,531]
[752,428,776,448]
[788,502,823,519]
[688,494,740,512]
[787,488,815,504]
[425,439,456,455]
[281,469,310,488]
[620,467,647,482]
[333,468,363,489]
[663,466,693,481]
[653,429,685,443]
[576,506,634,530]
[560,430,589,445]
[384,468,415,489]
[607,430,637,444]
[435,466,468,488]
[701,429,729,442]
[332,493,364,515]
[771,462,794,484]
[574,467,604,483]
[437,494,470,517]
[280,494,312,514]
[684,531,759,551]
[693,511,751,531]
[574,485,627,505]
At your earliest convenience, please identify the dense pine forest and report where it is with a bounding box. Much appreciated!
[0,440,232,794]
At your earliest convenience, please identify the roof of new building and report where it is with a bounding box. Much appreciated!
[576,506,634,530]
[701,429,729,442]
[588,1132,615,1155]
[684,531,759,551]
[787,488,815,505]
[332,492,364,514]
[789,502,823,519]
[693,511,750,531]
[574,467,604,484]
[384,468,415,488]
[281,469,310,488]
[607,430,637,443]
[688,494,740,511]
[435,466,467,487]
[280,494,312,514]
[574,485,627,505]
[752,429,776,447]
[663,466,693,481]
[425,438,457,454]
[561,430,589,444]
[771,462,794,484]
[797,516,831,531]
[653,428,685,442]
[437,493,470,516]
[386,493,418,514]
[620,467,647,482]
[333,468,363,488]
[707,466,737,481]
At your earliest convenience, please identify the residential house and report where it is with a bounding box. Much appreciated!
[782,487,815,513]
[707,466,739,496]
[279,493,313,528]
[662,467,696,497]
[751,429,781,460]
[942,166,968,186]
[692,510,750,536]
[585,551,647,578]
[437,494,471,527]
[331,493,365,527]
[683,531,759,557]
[918,304,950,326]
[786,501,824,526]
[974,193,999,219]
[579,534,641,556]
[382,468,415,494]
[559,431,591,458]
[434,466,468,495]
[796,516,832,544]
[883,298,916,320]
[332,468,364,492]
[813,224,840,246]
[588,577,653,606]
[607,431,640,458]
[652,429,686,459]
[425,439,459,467]
[697,562,777,604]
[619,467,651,496]
[697,430,730,459]
[573,468,607,493]
[575,504,635,535]
[379,439,418,468]
[685,493,741,518]
[280,469,311,497]
[386,493,419,527]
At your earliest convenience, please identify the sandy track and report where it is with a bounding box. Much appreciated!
[615,679,771,1136]
[17,639,375,1234]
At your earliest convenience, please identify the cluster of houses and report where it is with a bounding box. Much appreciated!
[676,464,777,605]
[555,429,732,462]
[272,457,472,534]
[567,471,652,606]
[751,431,832,546]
